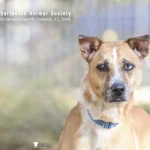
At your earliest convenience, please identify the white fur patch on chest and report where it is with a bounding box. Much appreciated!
[94,128,114,150]
[77,125,114,150]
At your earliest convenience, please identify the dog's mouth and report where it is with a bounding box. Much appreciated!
[107,98,126,103]
[105,97,127,103]
[104,89,130,103]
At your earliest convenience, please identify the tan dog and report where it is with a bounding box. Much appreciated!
[58,34,150,150]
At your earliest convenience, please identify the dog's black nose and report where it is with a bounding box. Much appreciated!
[111,82,125,96]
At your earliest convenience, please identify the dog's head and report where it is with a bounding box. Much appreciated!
[78,34,150,103]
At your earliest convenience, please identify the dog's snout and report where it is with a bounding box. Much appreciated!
[111,82,125,96]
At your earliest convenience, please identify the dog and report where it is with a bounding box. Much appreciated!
[58,34,150,150]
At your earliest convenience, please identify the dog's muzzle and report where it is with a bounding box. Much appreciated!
[105,82,128,103]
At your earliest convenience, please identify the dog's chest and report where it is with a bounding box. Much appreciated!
[93,128,113,150]
[76,127,113,150]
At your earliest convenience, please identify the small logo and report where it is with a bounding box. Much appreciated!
[33,142,49,149]
[33,142,38,148]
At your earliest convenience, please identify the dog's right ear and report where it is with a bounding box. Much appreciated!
[78,35,103,62]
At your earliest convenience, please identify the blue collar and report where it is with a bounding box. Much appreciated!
[87,109,118,129]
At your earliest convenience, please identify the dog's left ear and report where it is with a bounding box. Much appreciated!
[78,35,103,62]
[125,34,150,60]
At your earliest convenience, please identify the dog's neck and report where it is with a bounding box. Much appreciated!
[79,73,134,124]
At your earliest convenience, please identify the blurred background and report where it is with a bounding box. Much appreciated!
[0,0,150,149]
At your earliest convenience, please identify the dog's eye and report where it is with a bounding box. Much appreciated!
[124,63,134,71]
[97,64,109,72]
